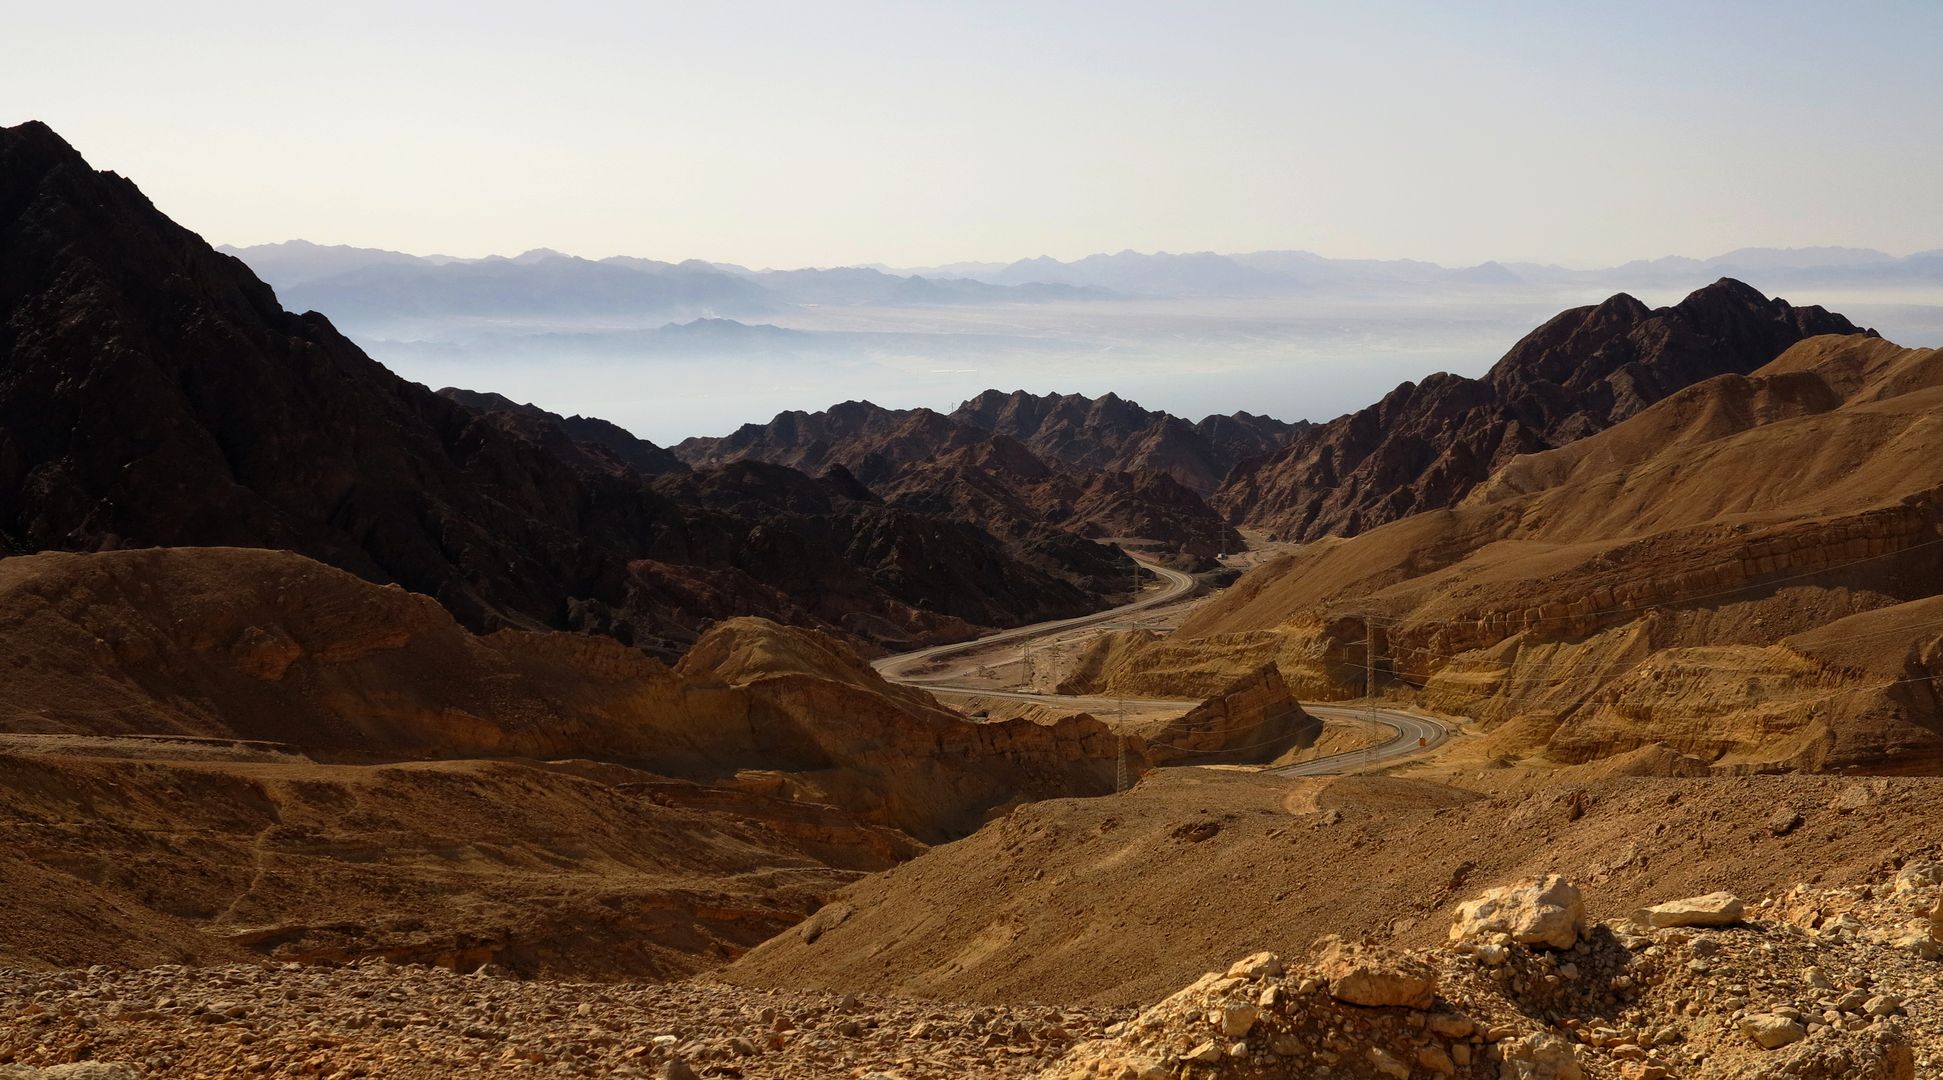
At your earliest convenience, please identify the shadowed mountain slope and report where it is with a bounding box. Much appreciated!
[438,387,690,477]
[0,120,1120,652]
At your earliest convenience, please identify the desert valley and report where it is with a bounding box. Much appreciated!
[5,9,1943,1077]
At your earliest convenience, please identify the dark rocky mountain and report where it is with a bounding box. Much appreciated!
[0,120,1125,653]
[949,389,1308,495]
[676,399,1246,560]
[1193,410,1303,477]
[439,387,689,477]
[1213,279,1872,540]
[674,400,986,483]
[875,438,1244,562]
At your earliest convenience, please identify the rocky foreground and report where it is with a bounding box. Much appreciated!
[0,964,1120,1079]
[1044,867,1943,1079]
[4,865,1939,1079]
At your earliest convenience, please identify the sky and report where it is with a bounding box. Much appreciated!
[6,1,1942,268]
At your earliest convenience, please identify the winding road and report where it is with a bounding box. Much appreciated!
[872,558,1449,775]
[872,561,1201,685]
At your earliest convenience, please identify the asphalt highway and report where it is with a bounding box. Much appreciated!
[872,557,1449,775]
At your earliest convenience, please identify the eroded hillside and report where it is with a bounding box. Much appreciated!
[0,547,1135,977]
[1068,334,1943,771]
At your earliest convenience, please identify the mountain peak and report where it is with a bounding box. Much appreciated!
[1218,282,1872,542]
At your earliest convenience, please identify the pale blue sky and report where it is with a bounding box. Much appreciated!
[6,1,1941,267]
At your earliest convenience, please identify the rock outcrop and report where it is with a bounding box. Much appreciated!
[1214,280,1870,541]
[1634,892,1746,929]
[1315,938,1439,1008]
[675,616,1132,841]
[1449,875,1586,951]
[1143,664,1318,765]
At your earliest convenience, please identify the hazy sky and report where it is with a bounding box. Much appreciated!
[7,1,1941,268]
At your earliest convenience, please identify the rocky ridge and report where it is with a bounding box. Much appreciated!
[438,387,690,477]
[950,390,1306,497]
[1214,280,1869,541]
[676,398,1247,561]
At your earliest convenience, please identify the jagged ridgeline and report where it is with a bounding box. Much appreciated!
[669,393,1296,563]
[1216,282,1870,540]
[0,120,1136,654]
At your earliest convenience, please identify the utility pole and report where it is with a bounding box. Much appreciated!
[1114,710,1127,794]
[1365,616,1382,768]
[1366,616,1379,701]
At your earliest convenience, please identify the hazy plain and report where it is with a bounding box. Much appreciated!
[355,283,1943,444]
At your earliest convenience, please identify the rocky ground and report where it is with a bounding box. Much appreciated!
[5,863,1935,1078]
[0,962,1123,1079]
[1040,866,1943,1079]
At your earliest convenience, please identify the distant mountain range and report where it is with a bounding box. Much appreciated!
[218,240,1111,329]
[224,240,1943,319]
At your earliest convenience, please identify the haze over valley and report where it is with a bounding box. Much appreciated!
[221,239,1943,444]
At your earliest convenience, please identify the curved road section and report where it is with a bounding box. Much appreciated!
[873,558,1449,775]
[872,560,1199,684]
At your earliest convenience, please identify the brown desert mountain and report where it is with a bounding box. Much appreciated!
[0,120,1126,653]
[0,545,1137,975]
[1214,280,1871,540]
[1072,332,1943,771]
